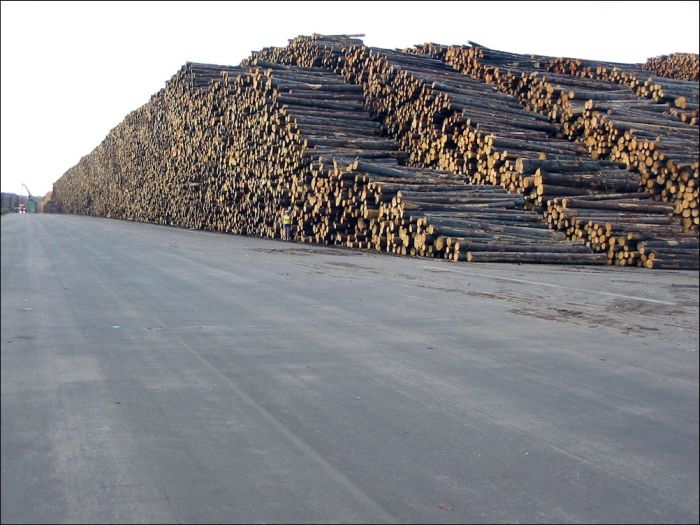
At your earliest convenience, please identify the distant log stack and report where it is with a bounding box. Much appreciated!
[51,63,245,229]
[36,192,55,213]
[643,53,700,82]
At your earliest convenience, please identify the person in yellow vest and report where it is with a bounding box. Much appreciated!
[282,208,293,241]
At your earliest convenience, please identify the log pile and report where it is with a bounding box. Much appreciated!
[546,56,699,125]
[37,191,55,213]
[417,43,699,234]
[344,160,603,262]
[250,36,635,206]
[522,74,699,231]
[50,58,605,265]
[215,64,605,263]
[48,35,696,269]
[52,63,245,229]
[544,194,698,268]
[642,53,700,82]
[244,34,362,71]
[250,36,695,268]
[527,56,698,232]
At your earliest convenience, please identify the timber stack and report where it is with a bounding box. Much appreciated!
[642,53,700,82]
[52,63,245,229]
[48,34,697,269]
[546,56,699,125]
[50,58,604,264]
[251,35,696,268]
[251,36,632,204]
[544,193,698,268]
[36,192,56,214]
[415,43,699,234]
[344,160,603,262]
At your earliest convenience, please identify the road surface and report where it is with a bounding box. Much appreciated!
[2,214,698,523]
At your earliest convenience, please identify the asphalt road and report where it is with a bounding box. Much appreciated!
[2,214,698,524]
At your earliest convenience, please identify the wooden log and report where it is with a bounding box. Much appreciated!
[466,252,608,264]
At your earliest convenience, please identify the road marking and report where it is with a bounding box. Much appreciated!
[420,265,677,306]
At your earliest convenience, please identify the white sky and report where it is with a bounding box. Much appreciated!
[2,0,699,196]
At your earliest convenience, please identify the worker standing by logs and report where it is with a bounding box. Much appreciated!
[282,207,293,241]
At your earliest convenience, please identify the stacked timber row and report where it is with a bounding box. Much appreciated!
[642,53,700,82]
[37,192,56,214]
[254,63,586,261]
[51,59,603,264]
[206,65,604,262]
[418,43,699,233]
[544,194,698,268]
[526,54,699,232]
[249,36,695,267]
[342,160,603,262]
[546,56,699,123]
[257,62,404,246]
[244,34,363,71]
[52,63,246,229]
[250,36,634,205]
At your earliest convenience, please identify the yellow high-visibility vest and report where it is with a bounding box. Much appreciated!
[283,214,291,225]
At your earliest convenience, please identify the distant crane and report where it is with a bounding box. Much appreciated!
[19,184,39,213]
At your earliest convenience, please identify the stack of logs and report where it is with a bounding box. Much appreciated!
[50,35,697,269]
[50,58,605,264]
[36,192,56,214]
[543,194,698,267]
[413,43,698,267]
[251,37,634,206]
[346,160,604,263]
[430,44,698,233]
[643,53,700,82]
[245,63,608,263]
[250,35,697,268]
[52,62,245,230]
[546,56,699,125]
